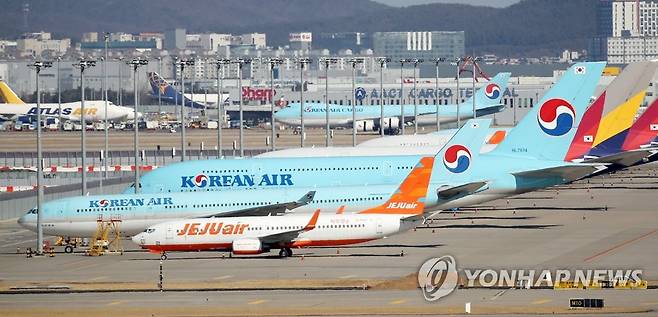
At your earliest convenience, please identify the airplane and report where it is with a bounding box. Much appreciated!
[255,128,509,158]
[564,60,658,168]
[0,80,140,122]
[273,72,511,131]
[148,72,227,109]
[130,63,605,201]
[132,155,436,258]
[18,118,492,240]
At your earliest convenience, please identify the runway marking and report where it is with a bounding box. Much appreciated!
[532,299,552,305]
[0,238,36,248]
[0,229,29,237]
[89,276,107,281]
[248,299,268,305]
[213,275,233,280]
[339,274,357,279]
[106,300,125,306]
[389,299,407,305]
[641,302,658,306]
[583,229,658,263]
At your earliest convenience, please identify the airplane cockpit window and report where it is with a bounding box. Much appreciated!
[27,208,37,214]
[146,228,156,233]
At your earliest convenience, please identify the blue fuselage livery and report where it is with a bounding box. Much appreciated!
[274,73,511,128]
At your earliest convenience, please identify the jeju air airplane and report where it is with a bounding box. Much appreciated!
[274,73,510,131]
[0,81,139,122]
[132,156,435,258]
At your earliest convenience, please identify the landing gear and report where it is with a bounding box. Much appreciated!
[278,247,293,258]
[64,245,74,254]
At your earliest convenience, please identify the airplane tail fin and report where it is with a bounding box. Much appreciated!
[431,118,492,183]
[359,157,434,215]
[358,118,492,216]
[490,62,606,161]
[565,61,657,160]
[622,98,658,151]
[460,72,511,111]
[147,72,205,109]
[0,81,25,104]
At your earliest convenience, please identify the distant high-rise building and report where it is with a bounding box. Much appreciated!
[372,31,464,61]
[589,0,613,61]
[164,28,186,50]
[607,0,658,63]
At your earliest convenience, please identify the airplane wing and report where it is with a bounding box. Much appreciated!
[474,104,505,117]
[200,191,316,218]
[437,181,489,200]
[511,164,607,181]
[259,210,320,245]
[584,148,658,167]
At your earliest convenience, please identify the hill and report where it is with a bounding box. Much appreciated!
[0,0,597,56]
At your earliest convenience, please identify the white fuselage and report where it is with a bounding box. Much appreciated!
[0,101,138,122]
[132,213,419,253]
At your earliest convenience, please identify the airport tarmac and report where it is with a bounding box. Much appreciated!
[0,164,657,316]
[0,127,400,152]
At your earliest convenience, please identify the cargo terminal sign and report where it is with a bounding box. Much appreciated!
[354,87,518,100]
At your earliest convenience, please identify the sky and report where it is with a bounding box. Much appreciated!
[372,0,521,7]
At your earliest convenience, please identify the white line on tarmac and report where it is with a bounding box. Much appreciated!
[0,229,29,237]
[1,238,36,248]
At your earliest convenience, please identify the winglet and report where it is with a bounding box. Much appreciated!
[303,209,321,231]
[298,191,316,205]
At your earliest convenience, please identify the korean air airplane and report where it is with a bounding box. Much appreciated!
[0,81,139,122]
[18,119,492,240]
[133,156,435,258]
[273,72,511,131]
[148,72,225,109]
[132,63,605,202]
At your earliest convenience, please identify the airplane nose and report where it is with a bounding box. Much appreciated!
[17,214,35,230]
[132,233,144,246]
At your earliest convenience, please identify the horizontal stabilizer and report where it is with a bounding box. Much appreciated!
[202,191,315,218]
[586,148,658,167]
[437,181,488,200]
[512,164,607,181]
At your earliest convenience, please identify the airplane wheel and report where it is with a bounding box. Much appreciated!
[160,253,167,261]
[285,247,293,257]
[279,249,288,258]
[64,245,74,254]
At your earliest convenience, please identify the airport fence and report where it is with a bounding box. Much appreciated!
[0,177,134,220]
[0,149,269,168]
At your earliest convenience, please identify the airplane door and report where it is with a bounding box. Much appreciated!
[382,161,392,177]
[376,220,383,235]
[165,225,174,240]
